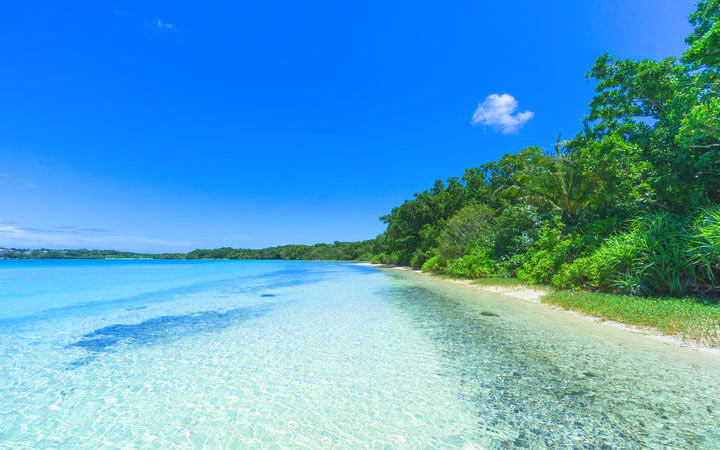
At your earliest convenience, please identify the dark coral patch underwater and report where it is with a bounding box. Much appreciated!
[68,303,273,366]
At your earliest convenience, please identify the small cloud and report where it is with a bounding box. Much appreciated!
[0,224,24,239]
[155,19,174,30]
[471,93,534,134]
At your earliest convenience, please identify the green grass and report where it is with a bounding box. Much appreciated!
[470,277,546,287]
[423,270,720,346]
[543,290,720,346]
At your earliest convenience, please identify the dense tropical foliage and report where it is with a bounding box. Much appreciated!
[371,1,720,299]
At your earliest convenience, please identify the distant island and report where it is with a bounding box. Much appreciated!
[0,240,376,261]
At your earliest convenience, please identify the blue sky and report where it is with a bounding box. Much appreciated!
[0,0,696,252]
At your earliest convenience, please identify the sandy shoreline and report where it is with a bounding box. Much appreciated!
[354,262,720,357]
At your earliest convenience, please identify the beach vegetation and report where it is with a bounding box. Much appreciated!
[421,254,447,273]
[367,0,720,303]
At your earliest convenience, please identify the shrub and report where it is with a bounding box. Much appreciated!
[437,204,495,259]
[552,256,595,290]
[553,230,642,291]
[574,215,624,249]
[410,249,435,268]
[421,255,447,273]
[493,253,527,278]
[492,205,544,276]
[516,217,585,285]
[370,253,387,264]
[621,213,694,296]
[688,207,720,294]
[493,205,543,260]
[386,251,406,265]
[554,212,697,296]
[358,253,374,262]
[445,247,496,278]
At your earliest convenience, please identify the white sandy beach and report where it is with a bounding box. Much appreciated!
[355,262,720,357]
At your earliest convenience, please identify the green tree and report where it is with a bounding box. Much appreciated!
[584,1,720,209]
[497,144,599,218]
[437,204,495,259]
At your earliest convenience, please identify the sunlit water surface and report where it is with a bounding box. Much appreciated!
[1,260,719,448]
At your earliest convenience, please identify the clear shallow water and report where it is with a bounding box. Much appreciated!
[1,260,719,448]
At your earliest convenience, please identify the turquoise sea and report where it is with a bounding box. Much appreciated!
[1,259,719,448]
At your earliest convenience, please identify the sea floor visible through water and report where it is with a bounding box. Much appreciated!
[0,259,719,448]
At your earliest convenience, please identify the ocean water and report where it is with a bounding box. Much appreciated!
[1,260,719,448]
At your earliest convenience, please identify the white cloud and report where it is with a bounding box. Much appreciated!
[471,93,534,134]
[0,225,24,239]
[0,223,193,252]
[155,19,174,30]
